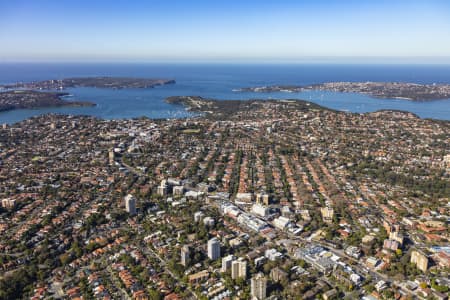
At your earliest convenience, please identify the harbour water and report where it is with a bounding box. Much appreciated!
[1,63,449,124]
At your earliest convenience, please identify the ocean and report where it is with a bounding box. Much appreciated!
[0,63,450,124]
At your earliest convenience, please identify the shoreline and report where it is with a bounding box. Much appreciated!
[0,90,96,113]
[1,95,449,125]
[235,81,450,101]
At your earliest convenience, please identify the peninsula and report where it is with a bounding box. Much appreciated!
[236,81,450,101]
[0,95,449,300]
[166,95,329,119]
[0,77,176,90]
[0,90,95,112]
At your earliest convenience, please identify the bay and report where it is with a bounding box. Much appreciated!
[0,63,449,124]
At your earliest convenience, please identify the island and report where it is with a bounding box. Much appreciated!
[235,81,450,101]
[0,77,176,90]
[0,90,95,112]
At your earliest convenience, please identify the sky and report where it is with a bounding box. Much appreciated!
[0,0,450,63]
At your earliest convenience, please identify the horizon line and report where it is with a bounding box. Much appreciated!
[1,56,450,65]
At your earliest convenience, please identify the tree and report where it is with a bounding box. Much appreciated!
[60,253,71,266]
[364,284,375,293]
[71,240,83,258]
[298,259,306,268]
[0,266,38,299]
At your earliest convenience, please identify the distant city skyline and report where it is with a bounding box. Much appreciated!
[1,0,450,63]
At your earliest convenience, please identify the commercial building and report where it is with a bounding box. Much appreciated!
[237,213,268,232]
[251,203,269,217]
[273,216,291,230]
[345,246,361,259]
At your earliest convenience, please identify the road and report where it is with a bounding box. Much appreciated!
[120,157,148,178]
[106,266,132,300]
[139,241,198,300]
[230,200,391,286]
[320,241,391,283]
[285,232,391,284]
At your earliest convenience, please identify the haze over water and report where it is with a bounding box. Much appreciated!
[0,63,450,124]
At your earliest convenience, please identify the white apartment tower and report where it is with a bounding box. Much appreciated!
[181,245,190,266]
[222,255,235,272]
[124,194,136,215]
[207,237,221,260]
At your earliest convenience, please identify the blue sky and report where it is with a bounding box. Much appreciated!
[1,0,450,63]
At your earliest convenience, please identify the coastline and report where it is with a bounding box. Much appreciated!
[1,64,450,123]
[235,81,450,101]
[0,90,96,113]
